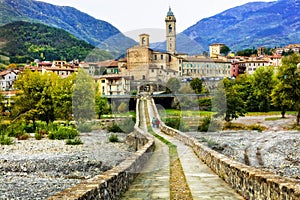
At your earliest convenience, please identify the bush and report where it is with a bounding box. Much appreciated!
[164,117,189,131]
[247,124,266,132]
[107,123,123,133]
[17,133,30,140]
[76,123,92,133]
[0,134,14,145]
[198,97,212,111]
[165,118,181,130]
[48,126,78,140]
[66,137,83,145]
[34,132,43,140]
[118,118,135,133]
[198,116,221,132]
[23,123,35,133]
[109,134,119,143]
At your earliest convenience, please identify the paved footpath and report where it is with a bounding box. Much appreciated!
[147,99,244,200]
[121,100,170,200]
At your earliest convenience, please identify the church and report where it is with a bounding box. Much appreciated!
[117,7,232,89]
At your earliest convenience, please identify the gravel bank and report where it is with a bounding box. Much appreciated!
[0,130,134,199]
[186,115,300,181]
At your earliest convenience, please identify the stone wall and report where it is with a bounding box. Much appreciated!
[48,99,155,200]
[151,99,300,200]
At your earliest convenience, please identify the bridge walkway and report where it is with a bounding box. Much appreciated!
[121,100,170,200]
[147,99,244,200]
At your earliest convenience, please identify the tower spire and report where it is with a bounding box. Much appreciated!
[165,7,176,54]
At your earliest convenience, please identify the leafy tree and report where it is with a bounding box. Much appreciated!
[53,73,76,120]
[72,68,96,123]
[251,66,276,112]
[190,78,203,94]
[166,77,180,94]
[212,78,247,122]
[95,96,110,119]
[220,45,231,56]
[272,54,300,125]
[13,69,56,124]
[236,48,258,57]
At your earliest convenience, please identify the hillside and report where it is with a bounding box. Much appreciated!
[0,21,113,63]
[182,0,300,53]
[0,0,137,57]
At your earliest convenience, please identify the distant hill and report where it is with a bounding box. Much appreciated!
[0,0,137,57]
[0,21,113,63]
[182,0,300,53]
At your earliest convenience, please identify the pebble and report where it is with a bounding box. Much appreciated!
[0,130,134,199]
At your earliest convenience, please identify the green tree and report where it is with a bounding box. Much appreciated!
[220,45,231,56]
[251,66,276,112]
[13,69,56,124]
[53,73,76,120]
[272,54,300,124]
[190,78,203,94]
[212,78,247,122]
[72,68,96,123]
[166,77,180,94]
[95,96,110,119]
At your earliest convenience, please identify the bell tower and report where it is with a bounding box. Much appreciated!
[165,7,176,55]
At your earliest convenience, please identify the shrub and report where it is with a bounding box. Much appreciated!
[22,123,35,133]
[38,129,48,135]
[0,134,14,145]
[48,126,78,140]
[222,122,246,130]
[247,124,266,132]
[76,123,92,133]
[198,97,212,111]
[66,137,83,145]
[107,123,123,133]
[118,118,135,133]
[109,134,119,143]
[198,117,221,132]
[17,133,30,140]
[34,132,43,140]
[165,118,181,130]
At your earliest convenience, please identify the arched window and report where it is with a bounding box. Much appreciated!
[169,24,172,33]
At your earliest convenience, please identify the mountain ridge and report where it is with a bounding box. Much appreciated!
[0,21,113,64]
[0,0,137,57]
[182,0,300,53]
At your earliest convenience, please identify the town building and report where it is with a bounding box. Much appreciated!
[95,74,130,96]
[0,70,17,91]
[209,43,225,58]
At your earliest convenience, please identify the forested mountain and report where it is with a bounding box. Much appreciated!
[182,0,300,53]
[0,0,137,57]
[0,21,113,63]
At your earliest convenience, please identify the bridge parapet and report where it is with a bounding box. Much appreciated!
[150,98,300,200]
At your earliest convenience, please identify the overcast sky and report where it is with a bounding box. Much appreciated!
[38,0,275,41]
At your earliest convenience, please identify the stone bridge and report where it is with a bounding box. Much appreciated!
[48,97,300,200]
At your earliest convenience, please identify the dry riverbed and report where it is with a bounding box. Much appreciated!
[186,115,300,181]
[0,130,134,199]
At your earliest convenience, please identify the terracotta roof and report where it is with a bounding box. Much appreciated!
[0,70,12,76]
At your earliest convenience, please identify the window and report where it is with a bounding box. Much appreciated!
[142,75,146,80]
[161,55,163,60]
[131,76,134,80]
[154,55,157,60]
[161,65,163,69]
[168,24,173,33]
[151,69,154,73]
